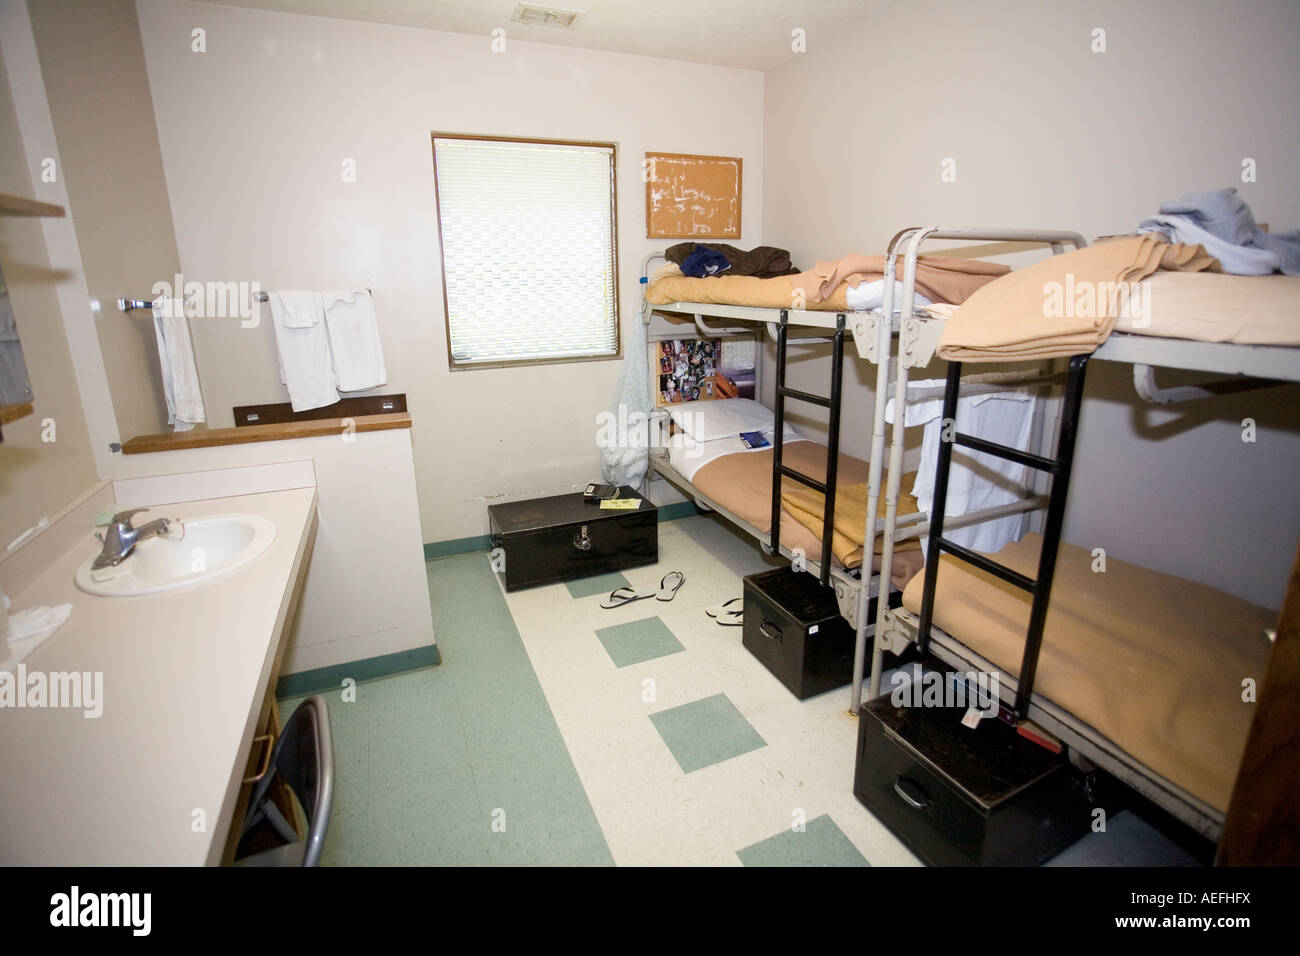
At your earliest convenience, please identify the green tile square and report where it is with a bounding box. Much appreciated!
[649,693,766,773]
[565,571,630,600]
[595,616,685,668]
[737,815,871,867]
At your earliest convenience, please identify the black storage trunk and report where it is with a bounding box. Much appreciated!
[854,695,1094,866]
[742,567,896,700]
[487,487,657,591]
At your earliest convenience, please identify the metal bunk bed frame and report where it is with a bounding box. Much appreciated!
[869,224,1299,840]
[639,232,1083,659]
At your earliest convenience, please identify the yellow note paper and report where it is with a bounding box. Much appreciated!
[599,497,642,510]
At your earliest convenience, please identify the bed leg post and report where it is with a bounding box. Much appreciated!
[769,310,789,557]
[819,314,846,586]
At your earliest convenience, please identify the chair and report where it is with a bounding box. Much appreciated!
[235,695,335,867]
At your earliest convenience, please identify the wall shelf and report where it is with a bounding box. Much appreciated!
[0,192,65,218]
[0,402,34,425]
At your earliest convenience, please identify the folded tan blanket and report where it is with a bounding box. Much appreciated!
[781,478,922,567]
[792,254,1010,306]
[646,273,850,311]
[936,237,1218,362]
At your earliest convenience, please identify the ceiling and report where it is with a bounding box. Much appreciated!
[200,0,898,71]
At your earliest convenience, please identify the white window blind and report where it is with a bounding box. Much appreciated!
[433,137,619,367]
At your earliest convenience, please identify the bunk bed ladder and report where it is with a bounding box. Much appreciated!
[915,354,1090,721]
[770,310,847,587]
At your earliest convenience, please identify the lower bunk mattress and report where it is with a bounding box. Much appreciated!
[664,432,924,590]
[900,533,1276,814]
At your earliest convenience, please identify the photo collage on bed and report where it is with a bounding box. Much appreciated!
[657,337,756,405]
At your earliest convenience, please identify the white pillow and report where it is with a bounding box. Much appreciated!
[665,398,775,443]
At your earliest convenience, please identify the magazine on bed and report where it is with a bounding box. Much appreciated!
[739,430,770,449]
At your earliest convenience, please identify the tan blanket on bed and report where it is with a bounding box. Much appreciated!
[781,479,922,565]
[901,533,1275,814]
[647,274,851,311]
[935,237,1218,362]
[691,440,925,589]
[1113,270,1300,344]
[792,253,1010,306]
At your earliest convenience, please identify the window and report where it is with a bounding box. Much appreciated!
[432,135,619,369]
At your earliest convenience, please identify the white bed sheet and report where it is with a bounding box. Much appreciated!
[665,423,803,482]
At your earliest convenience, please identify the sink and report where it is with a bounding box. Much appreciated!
[74,513,276,597]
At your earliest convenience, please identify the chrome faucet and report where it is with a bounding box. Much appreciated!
[92,508,173,570]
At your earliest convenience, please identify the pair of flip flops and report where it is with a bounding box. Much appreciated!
[600,571,686,609]
[706,598,743,627]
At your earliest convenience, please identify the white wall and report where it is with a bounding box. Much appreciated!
[0,31,97,548]
[135,0,766,544]
[762,0,1300,608]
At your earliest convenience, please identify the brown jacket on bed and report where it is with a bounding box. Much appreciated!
[665,242,799,278]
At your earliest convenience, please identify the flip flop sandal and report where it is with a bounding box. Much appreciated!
[599,585,655,609]
[705,597,742,619]
[655,571,686,602]
[716,609,744,627]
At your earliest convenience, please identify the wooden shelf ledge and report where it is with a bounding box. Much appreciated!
[0,402,35,425]
[0,192,65,218]
[121,411,411,455]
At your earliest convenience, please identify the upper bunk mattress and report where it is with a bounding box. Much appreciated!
[1114,271,1300,344]
[647,274,851,311]
[901,533,1275,814]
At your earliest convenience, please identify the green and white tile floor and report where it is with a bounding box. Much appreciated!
[282,512,1200,867]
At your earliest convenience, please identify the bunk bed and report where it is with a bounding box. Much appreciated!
[638,231,1087,692]
[867,225,1300,841]
[639,268,898,627]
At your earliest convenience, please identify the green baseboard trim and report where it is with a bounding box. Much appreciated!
[276,643,441,699]
[656,500,701,522]
[424,535,492,560]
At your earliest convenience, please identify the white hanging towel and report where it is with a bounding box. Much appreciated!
[151,300,206,431]
[275,289,324,328]
[886,379,1036,555]
[322,290,387,392]
[269,291,339,412]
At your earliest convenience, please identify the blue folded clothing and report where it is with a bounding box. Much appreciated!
[1138,187,1300,276]
[680,247,732,278]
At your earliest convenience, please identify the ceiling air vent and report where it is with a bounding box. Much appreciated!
[510,4,585,29]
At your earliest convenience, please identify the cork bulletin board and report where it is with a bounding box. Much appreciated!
[645,152,742,239]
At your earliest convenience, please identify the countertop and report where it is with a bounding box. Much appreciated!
[0,486,317,865]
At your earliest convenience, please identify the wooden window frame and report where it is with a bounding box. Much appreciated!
[431,133,621,371]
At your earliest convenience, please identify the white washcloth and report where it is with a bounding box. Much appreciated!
[846,278,934,314]
[887,379,1035,555]
[322,290,387,392]
[2,601,72,674]
[269,292,340,412]
[275,289,325,328]
[151,300,206,431]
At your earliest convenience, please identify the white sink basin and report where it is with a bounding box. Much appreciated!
[74,513,276,597]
